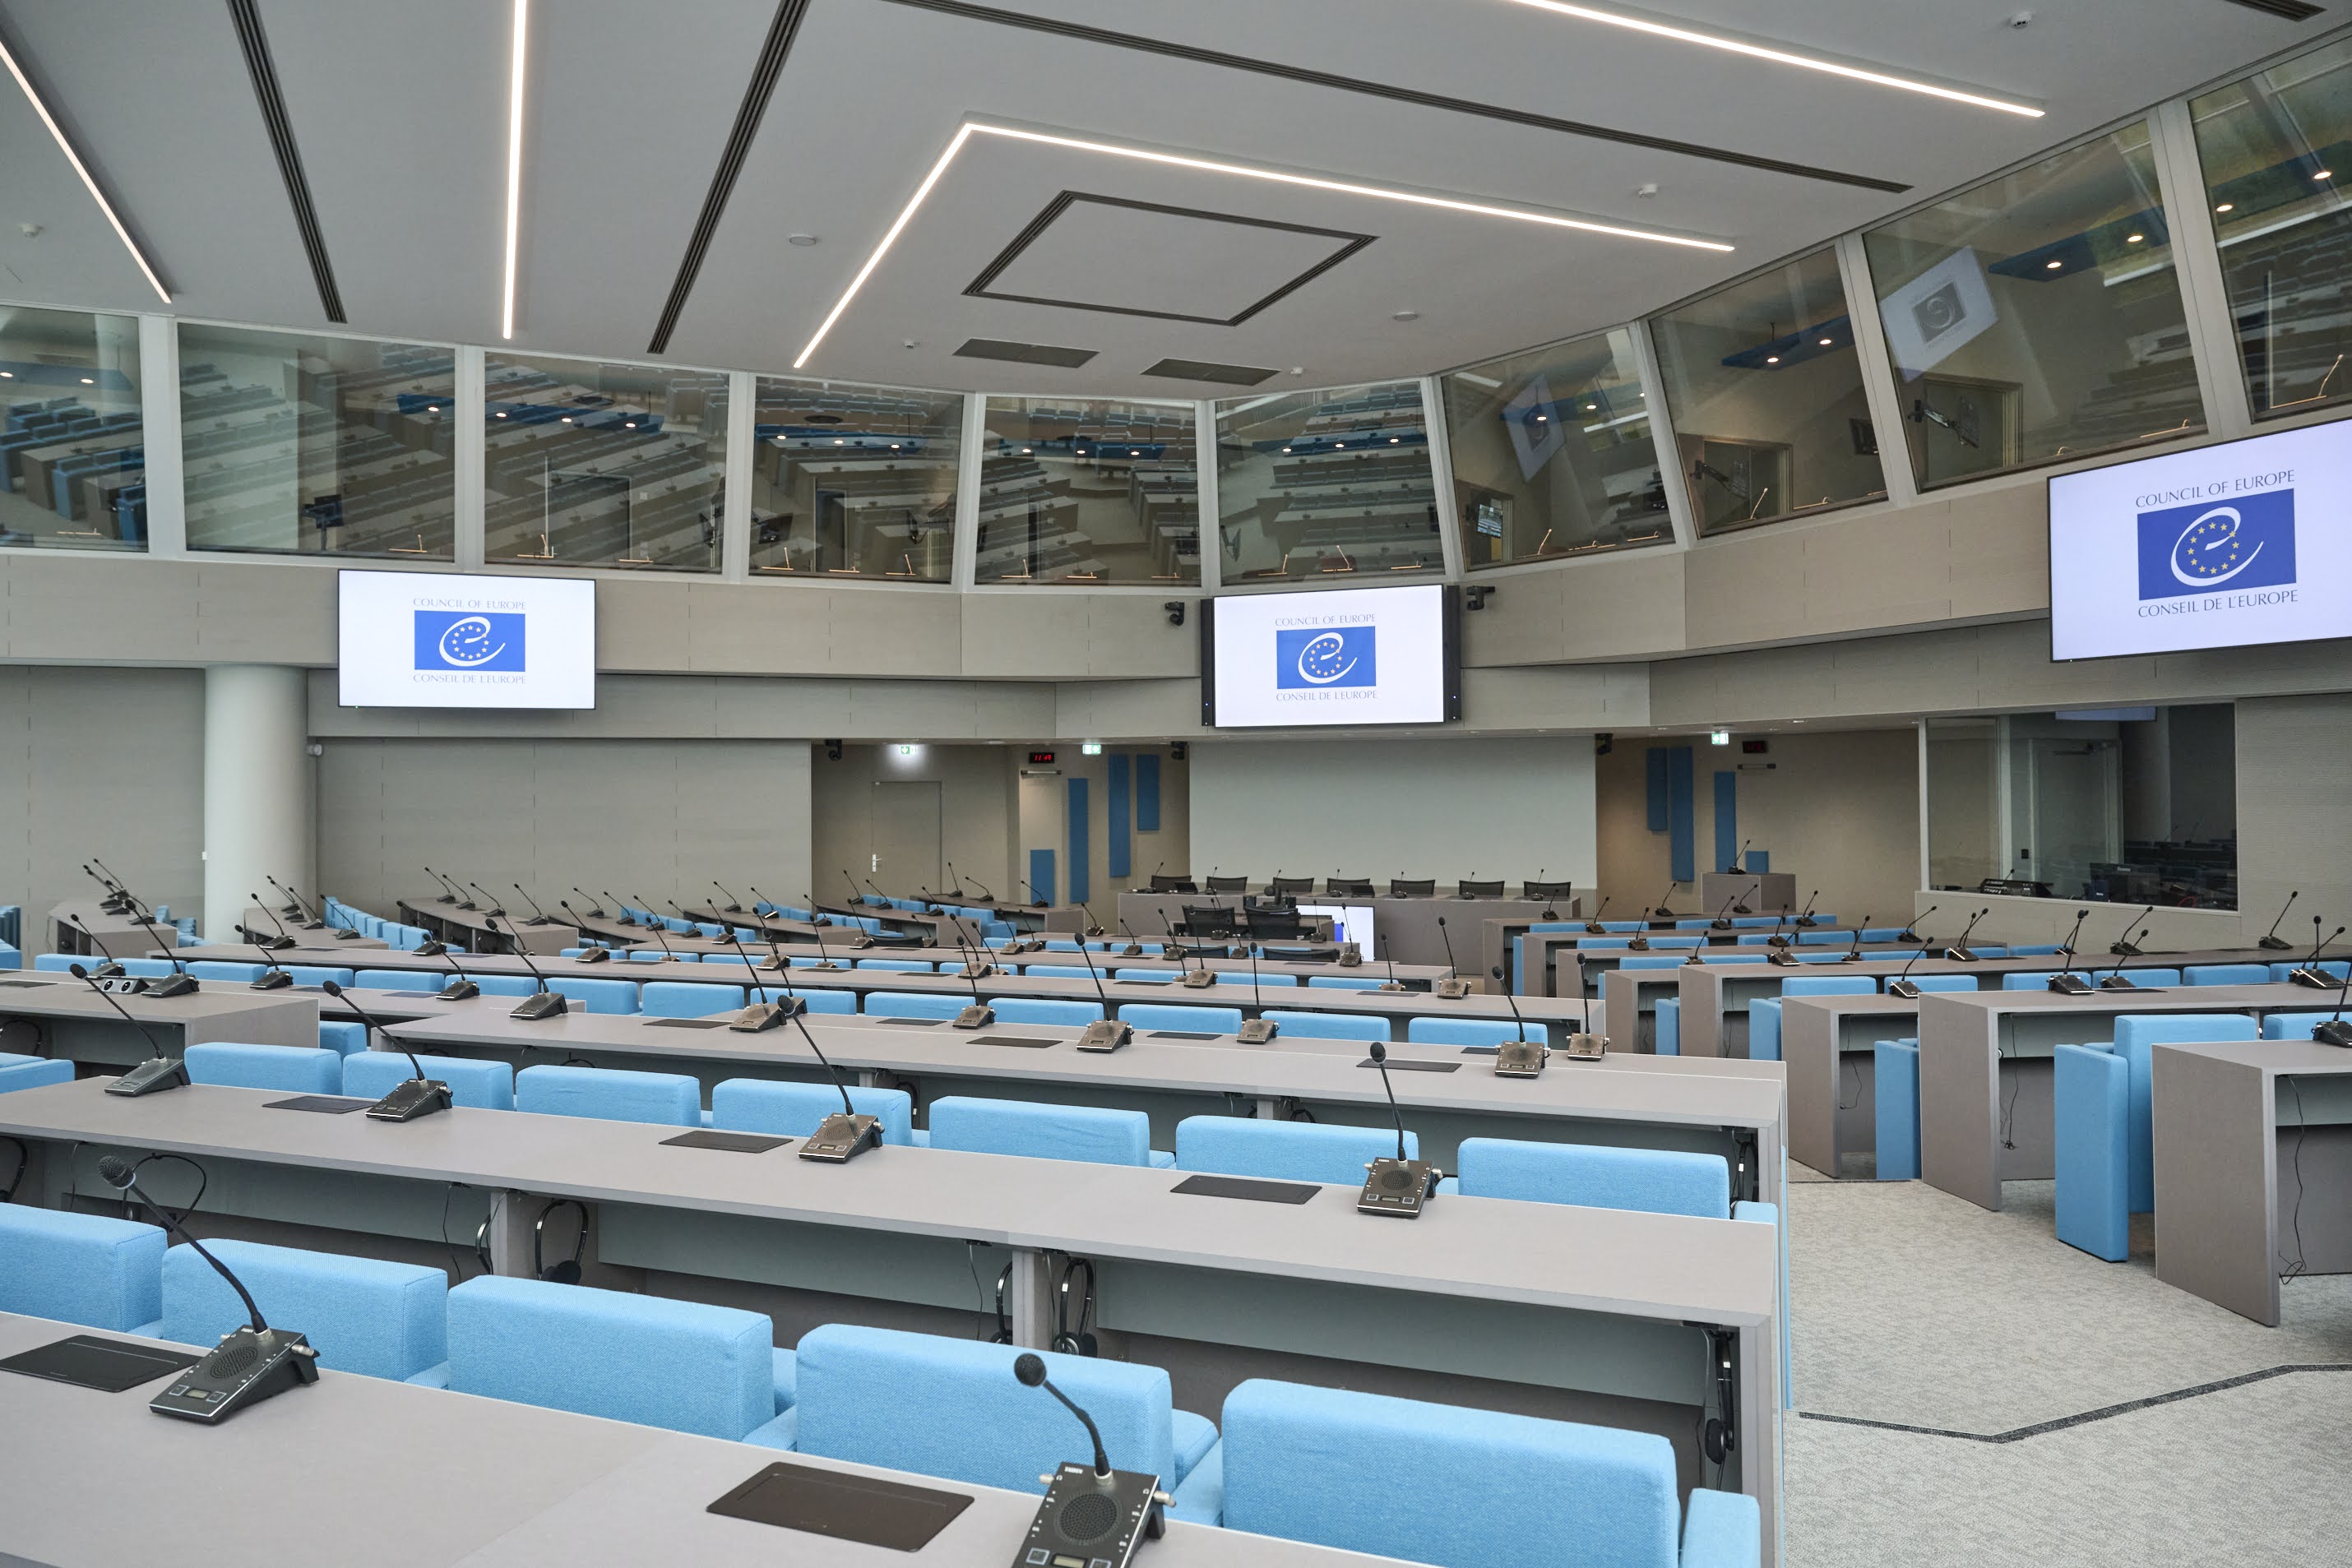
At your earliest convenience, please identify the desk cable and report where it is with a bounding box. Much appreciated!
[1998,1043,2020,1150]
[0,1136,25,1203]
[2280,1076,2311,1284]
[126,1152,207,1228]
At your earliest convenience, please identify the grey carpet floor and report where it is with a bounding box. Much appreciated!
[1784,1172,2352,1565]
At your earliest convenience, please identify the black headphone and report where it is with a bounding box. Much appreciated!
[989,1262,1013,1344]
[534,1199,589,1285]
[0,1136,26,1204]
[1051,1256,1097,1358]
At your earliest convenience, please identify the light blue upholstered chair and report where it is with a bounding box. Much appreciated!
[1174,1116,1416,1186]
[1260,1010,1388,1043]
[343,1051,514,1111]
[0,1052,74,1095]
[2053,1013,2257,1260]
[515,1064,700,1126]
[863,990,965,1021]
[0,1205,164,1331]
[183,1042,342,1094]
[927,1096,1174,1168]
[1119,1004,1243,1034]
[711,1078,916,1145]
[985,997,1104,1027]
[159,1239,447,1383]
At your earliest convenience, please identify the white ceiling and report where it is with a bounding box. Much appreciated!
[0,0,2333,395]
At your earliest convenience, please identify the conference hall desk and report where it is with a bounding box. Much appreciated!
[2150,1037,2352,1326]
[1778,995,1928,1179]
[1116,891,1563,969]
[1515,934,1925,1001]
[1916,983,2334,1212]
[382,1006,1789,1203]
[0,1312,1401,1568]
[629,934,1456,989]
[1674,948,2293,1060]
[242,904,389,949]
[394,898,579,955]
[0,975,317,1066]
[686,900,1099,937]
[45,898,179,957]
[0,1079,1785,1549]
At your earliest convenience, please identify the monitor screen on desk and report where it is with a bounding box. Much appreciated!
[2049,421,2352,660]
[1200,583,1458,728]
[337,571,596,709]
[1298,902,1376,955]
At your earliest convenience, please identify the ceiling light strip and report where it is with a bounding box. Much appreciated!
[792,120,1729,369]
[1498,1,2044,118]
[0,33,169,302]
[501,0,530,340]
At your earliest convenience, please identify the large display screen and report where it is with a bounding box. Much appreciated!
[337,570,596,709]
[1201,584,1458,728]
[2049,422,2352,660]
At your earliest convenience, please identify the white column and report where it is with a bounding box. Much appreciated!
[203,665,313,941]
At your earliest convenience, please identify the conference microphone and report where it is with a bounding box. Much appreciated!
[84,861,132,915]
[601,891,636,926]
[719,932,798,1032]
[1900,905,1936,946]
[957,865,993,902]
[424,941,480,1001]
[321,982,451,1122]
[1358,1043,1438,1218]
[842,870,869,908]
[630,897,683,963]
[512,884,556,927]
[234,929,296,989]
[1376,932,1407,993]
[243,895,299,952]
[1159,911,1217,988]
[2098,933,2154,989]
[1116,920,1146,959]
[1077,902,1107,939]
[1238,941,1277,1043]
[712,881,745,915]
[1887,937,1933,999]
[1011,1352,1171,1562]
[2049,909,2096,994]
[1709,890,1741,932]
[268,876,329,932]
[465,881,507,918]
[1650,881,1678,920]
[1794,890,1822,928]
[570,887,606,918]
[68,916,126,978]
[802,895,846,969]
[785,1008,881,1162]
[2312,961,2352,1048]
[558,903,611,962]
[1073,943,1134,1052]
[2109,904,2156,957]
[95,1154,319,1422]
[1729,840,1752,878]
[2289,920,2346,990]
[486,915,568,1020]
[1433,916,1472,1000]
[1584,895,1612,936]
[1140,858,1165,894]
[1023,876,1053,910]
[1489,965,1547,1076]
[1765,910,1791,951]
[426,867,463,904]
[2259,891,2301,951]
[1840,916,1872,964]
[78,964,186,1097]
[1945,908,1991,964]
[942,915,995,1029]
[118,901,200,999]
[1564,951,1608,1058]
[264,873,308,922]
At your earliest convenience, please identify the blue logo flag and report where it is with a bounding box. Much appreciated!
[414,611,526,672]
[1276,626,1377,690]
[2136,492,2297,600]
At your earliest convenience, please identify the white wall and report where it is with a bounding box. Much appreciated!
[813,743,1018,905]
[1188,738,1595,889]
[317,738,811,925]
[2235,692,2352,951]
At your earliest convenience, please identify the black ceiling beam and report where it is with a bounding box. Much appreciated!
[226,0,343,322]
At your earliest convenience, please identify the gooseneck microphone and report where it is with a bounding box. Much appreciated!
[1651,881,1678,919]
[1565,951,1607,1057]
[1010,1352,1172,1562]
[942,915,996,1030]
[1709,890,1741,931]
[558,903,609,962]
[1433,915,1471,999]
[712,881,745,915]
[77,963,185,1097]
[267,876,317,926]
[1887,938,1933,999]
[1794,890,1821,927]
[426,867,464,904]
[2260,891,2301,951]
[1077,902,1107,939]
[2049,909,2095,994]
[459,881,502,918]
[1023,877,1053,909]
[1584,895,1611,935]
[1359,1043,1438,1217]
[2313,962,2352,1048]
[571,887,606,918]
[632,896,682,962]
[1073,942,1134,1052]
[1901,904,1938,946]
[1729,840,1751,876]
[97,1154,320,1422]
[487,915,567,1020]
[1840,916,1871,964]
[785,1007,881,1162]
[2289,922,2347,989]
[1489,964,1546,1075]
[720,932,795,1031]
[69,916,126,978]
[2109,904,2156,957]
[601,891,636,927]
[1015,1353,1111,1477]
[322,982,451,1121]
[245,894,300,952]
[235,928,295,989]
[1239,942,1277,1043]
[1160,910,1215,988]
[959,866,993,901]
[513,884,555,927]
[1945,907,1992,963]
[424,940,479,1001]
[803,894,845,969]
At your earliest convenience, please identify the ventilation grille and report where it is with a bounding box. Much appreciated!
[2222,0,2323,16]
[1142,358,1277,387]
[227,0,342,322]
[954,338,1098,368]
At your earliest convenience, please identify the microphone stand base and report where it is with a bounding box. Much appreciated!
[729,1002,793,1033]
[1560,1033,1608,1061]
[151,1327,319,1423]
[574,947,612,963]
[1942,946,1977,963]
[367,1079,452,1122]
[249,971,293,990]
[953,1003,995,1029]
[2259,937,2294,951]
[1376,980,1409,992]
[2314,1021,2352,1048]
[1494,1040,1547,1076]
[1076,1020,1134,1053]
[2048,974,2095,995]
[1887,979,1923,999]
[2098,974,2141,990]
[1181,969,1218,989]
[1357,1157,1438,1217]
[509,992,568,1021]
[799,1112,882,1162]
[1433,979,1472,1000]
[2109,943,2144,957]
[144,974,200,999]
[1237,1018,1278,1044]
[1767,949,1799,967]
[2289,968,2340,989]
[107,1057,190,1097]
[438,980,481,1001]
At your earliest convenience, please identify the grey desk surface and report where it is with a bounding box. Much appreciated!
[0,1311,1391,1568]
[1779,997,1923,1177]
[0,978,318,1058]
[396,899,577,955]
[0,1077,1777,1330]
[46,898,179,951]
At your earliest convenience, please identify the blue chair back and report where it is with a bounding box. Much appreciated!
[547,977,639,1015]
[516,1064,700,1126]
[1261,1010,1389,1043]
[317,1021,369,1057]
[984,997,1104,1027]
[354,969,438,992]
[928,1097,1158,1167]
[1455,1139,1730,1219]
[855,959,933,973]
[2053,1043,2131,1262]
[1121,1005,1243,1034]
[186,960,266,983]
[1783,975,1877,997]
[2265,1012,2342,1039]
[1405,1017,1539,1046]
[1617,955,1683,970]
[2184,964,2270,987]
[1307,975,1382,990]
[1174,1116,1415,1186]
[0,1205,163,1331]
[1874,1040,1921,1181]
[0,1053,74,1095]
[863,990,965,1021]
[1023,965,1095,979]
[1655,997,1680,1055]
[344,1052,515,1110]
[641,982,748,1018]
[1212,971,1295,988]
[1909,974,1978,992]
[469,974,548,998]
[160,1239,447,1381]
[280,966,356,988]
[2002,972,2060,990]
[183,1043,342,1094]
[710,1079,915,1146]
[1115,969,1178,984]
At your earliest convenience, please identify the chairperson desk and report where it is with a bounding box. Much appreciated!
[0,1079,1785,1547]
[384,1009,1789,1203]
[0,1314,1388,1568]
[45,898,179,956]
[396,897,579,955]
[0,975,317,1065]
[1918,983,2328,1213]
[1116,891,1564,969]
[2151,1038,2352,1326]
[1780,996,1925,1179]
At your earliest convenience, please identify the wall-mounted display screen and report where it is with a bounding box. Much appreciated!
[337,570,596,709]
[2049,421,2350,660]
[1200,583,1458,728]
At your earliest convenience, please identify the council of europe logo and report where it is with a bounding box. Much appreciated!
[414,610,525,672]
[1275,626,1376,690]
[2135,491,2297,601]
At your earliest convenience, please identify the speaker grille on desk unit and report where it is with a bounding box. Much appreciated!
[205,1342,258,1378]
[1056,1491,1119,1542]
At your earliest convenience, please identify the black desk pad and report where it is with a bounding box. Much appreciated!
[0,1334,199,1392]
[265,1094,374,1113]
[1359,1057,1461,1073]
[709,1459,970,1548]
[972,1034,1056,1048]
[877,1017,946,1027]
[646,1017,734,1029]
[662,1130,793,1154]
[384,990,447,1000]
[1147,1030,1222,1040]
[1172,1173,1320,1205]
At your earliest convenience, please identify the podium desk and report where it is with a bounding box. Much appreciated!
[0,974,317,1066]
[1699,873,1796,918]
[2151,1037,2352,1325]
[46,899,178,957]
[1917,983,2334,1213]
[1779,997,1925,1178]
[0,1079,1783,1553]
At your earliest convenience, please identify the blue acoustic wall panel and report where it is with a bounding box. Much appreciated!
[1646,747,1669,832]
[1666,747,1695,885]
[1136,754,1160,833]
[1715,771,1738,873]
[1746,850,1769,873]
[1108,755,1132,881]
[1067,777,1090,907]
[1029,849,1056,907]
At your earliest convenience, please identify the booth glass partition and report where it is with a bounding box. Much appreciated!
[1860,123,2205,490]
[1650,249,1887,534]
[482,353,725,571]
[1212,382,1442,581]
[2190,36,2352,420]
[748,376,961,580]
[178,323,455,558]
[1442,329,1670,567]
[976,396,1199,584]
[0,304,144,552]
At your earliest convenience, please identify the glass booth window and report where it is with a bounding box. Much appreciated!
[975,397,1198,584]
[1924,705,2236,909]
[1213,382,1441,580]
[0,304,143,552]
[748,377,961,580]
[1862,123,2205,490]
[178,324,454,557]
[1650,250,1887,533]
[482,354,725,571]
[2192,38,2352,419]
[1442,330,1669,565]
